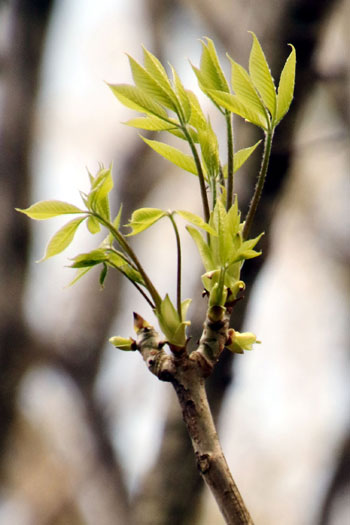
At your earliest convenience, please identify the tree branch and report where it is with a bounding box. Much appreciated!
[135,308,253,524]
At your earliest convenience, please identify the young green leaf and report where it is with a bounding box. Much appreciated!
[171,65,192,122]
[86,215,101,234]
[248,32,276,118]
[187,90,207,130]
[208,90,267,129]
[197,123,220,178]
[141,137,197,175]
[108,83,168,120]
[275,44,296,125]
[213,200,232,265]
[228,56,268,125]
[68,266,93,287]
[99,263,108,287]
[126,207,167,236]
[70,249,108,268]
[39,217,85,262]
[234,140,262,172]
[125,116,177,131]
[186,226,215,271]
[226,198,241,236]
[127,55,176,110]
[181,298,192,321]
[16,200,84,220]
[107,251,145,285]
[142,46,174,97]
[155,294,190,347]
[87,165,113,220]
[176,210,217,236]
[199,38,230,93]
[167,126,199,143]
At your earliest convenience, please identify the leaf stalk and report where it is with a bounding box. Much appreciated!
[168,213,182,320]
[243,129,274,240]
[182,125,210,222]
[225,111,234,211]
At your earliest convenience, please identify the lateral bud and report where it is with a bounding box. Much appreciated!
[133,312,152,333]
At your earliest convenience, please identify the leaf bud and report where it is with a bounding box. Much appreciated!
[226,330,260,354]
[109,336,137,351]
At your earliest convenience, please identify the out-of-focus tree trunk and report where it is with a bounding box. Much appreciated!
[0,0,54,463]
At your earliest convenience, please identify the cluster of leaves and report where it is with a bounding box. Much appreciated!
[187,197,262,309]
[17,33,295,353]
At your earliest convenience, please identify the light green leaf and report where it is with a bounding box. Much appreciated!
[106,250,129,267]
[248,32,276,117]
[107,251,144,285]
[171,322,190,347]
[99,264,108,287]
[16,200,84,220]
[119,265,144,285]
[86,215,101,234]
[186,226,214,271]
[208,90,267,128]
[70,249,108,268]
[142,46,174,96]
[68,266,93,287]
[125,116,177,131]
[199,38,230,93]
[228,56,268,125]
[213,200,232,264]
[275,44,296,125]
[155,294,189,346]
[187,90,207,130]
[127,55,176,110]
[171,65,191,122]
[176,210,217,235]
[181,298,192,321]
[226,198,241,236]
[241,232,264,251]
[39,217,85,262]
[197,123,220,177]
[168,125,199,143]
[141,136,197,175]
[88,166,113,220]
[126,207,166,236]
[108,83,168,119]
[160,294,180,332]
[234,140,262,172]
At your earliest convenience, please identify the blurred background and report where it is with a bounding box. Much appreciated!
[0,0,349,524]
